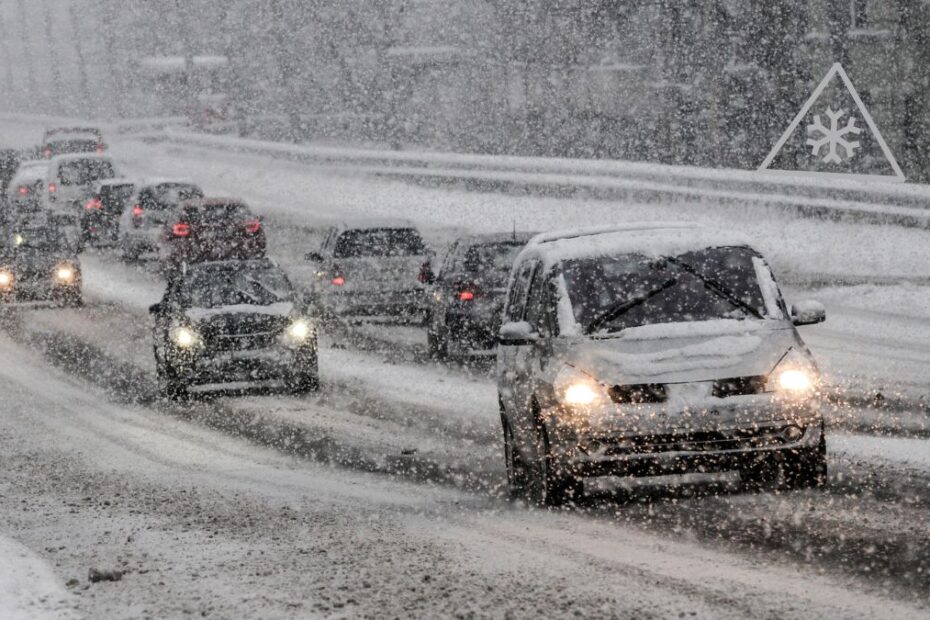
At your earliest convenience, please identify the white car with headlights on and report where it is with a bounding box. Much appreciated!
[0,224,82,306]
[149,258,319,399]
[496,223,827,506]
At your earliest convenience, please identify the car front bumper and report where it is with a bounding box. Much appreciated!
[167,344,317,386]
[541,398,823,478]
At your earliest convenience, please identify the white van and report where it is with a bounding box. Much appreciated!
[45,154,117,215]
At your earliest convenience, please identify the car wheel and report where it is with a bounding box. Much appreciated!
[155,351,187,401]
[287,372,320,394]
[532,424,582,507]
[60,290,83,308]
[426,329,448,361]
[782,429,828,490]
[501,414,528,500]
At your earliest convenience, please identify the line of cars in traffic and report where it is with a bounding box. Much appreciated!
[0,125,831,505]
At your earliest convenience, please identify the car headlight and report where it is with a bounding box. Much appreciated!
[0,269,14,290]
[554,364,606,407]
[767,351,818,398]
[53,263,77,284]
[282,317,315,346]
[169,325,201,349]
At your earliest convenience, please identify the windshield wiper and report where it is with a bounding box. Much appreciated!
[585,277,678,335]
[665,257,764,320]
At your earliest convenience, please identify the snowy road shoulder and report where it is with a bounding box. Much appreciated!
[831,433,930,469]
[0,535,78,620]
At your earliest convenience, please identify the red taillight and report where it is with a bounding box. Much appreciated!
[43,148,52,158]
[84,197,102,211]
[47,183,56,193]
[331,276,345,286]
[459,290,475,301]
[132,204,143,217]
[244,219,261,234]
[17,186,29,196]
[95,143,105,153]
[172,222,191,238]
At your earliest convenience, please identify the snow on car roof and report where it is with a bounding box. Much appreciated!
[10,166,47,183]
[524,222,753,266]
[455,231,537,246]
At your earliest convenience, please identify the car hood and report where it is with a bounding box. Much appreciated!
[563,319,807,385]
[185,301,295,323]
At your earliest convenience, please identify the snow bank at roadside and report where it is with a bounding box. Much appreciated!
[0,535,78,620]
[831,433,930,469]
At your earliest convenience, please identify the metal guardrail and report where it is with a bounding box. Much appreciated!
[138,129,930,230]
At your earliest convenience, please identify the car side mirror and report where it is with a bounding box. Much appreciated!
[790,300,826,326]
[304,251,323,262]
[498,321,539,346]
[148,302,163,316]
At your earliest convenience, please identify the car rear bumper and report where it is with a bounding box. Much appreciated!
[323,289,428,319]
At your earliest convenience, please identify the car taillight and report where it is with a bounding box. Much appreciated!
[244,219,261,234]
[132,204,143,217]
[84,197,103,211]
[95,143,105,153]
[47,183,56,193]
[172,222,191,237]
[17,186,28,196]
[43,148,52,158]
[459,290,475,301]
[331,276,345,286]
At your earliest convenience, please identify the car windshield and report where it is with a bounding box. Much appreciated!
[58,160,115,185]
[148,184,202,208]
[561,246,777,335]
[334,228,426,258]
[185,266,294,308]
[47,140,98,154]
[462,242,524,285]
[192,203,251,223]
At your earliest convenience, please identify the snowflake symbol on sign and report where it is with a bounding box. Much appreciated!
[806,108,861,164]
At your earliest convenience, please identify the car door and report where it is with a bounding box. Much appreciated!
[497,259,537,413]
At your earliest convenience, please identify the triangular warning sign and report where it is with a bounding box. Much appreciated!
[759,63,905,182]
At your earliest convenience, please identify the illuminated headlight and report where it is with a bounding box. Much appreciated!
[282,317,314,346]
[169,326,201,349]
[554,364,605,407]
[0,269,14,289]
[767,351,818,398]
[53,263,77,284]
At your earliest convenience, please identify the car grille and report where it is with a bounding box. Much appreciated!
[608,383,668,404]
[713,375,767,398]
[588,426,801,457]
[201,313,288,352]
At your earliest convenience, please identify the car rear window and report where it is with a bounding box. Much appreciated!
[181,203,252,223]
[149,184,203,207]
[58,160,115,185]
[463,242,524,279]
[101,185,135,206]
[333,228,426,258]
[47,139,98,154]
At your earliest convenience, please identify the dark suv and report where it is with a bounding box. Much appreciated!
[160,198,266,266]
[426,232,534,359]
[149,259,318,398]
[81,179,135,246]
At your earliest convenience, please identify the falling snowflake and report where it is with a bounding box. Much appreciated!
[806,108,861,164]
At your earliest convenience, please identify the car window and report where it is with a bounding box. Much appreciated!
[505,260,537,322]
[463,242,524,286]
[524,265,553,335]
[333,228,426,258]
[57,160,115,185]
[439,241,459,278]
[185,203,251,224]
[183,266,294,308]
[149,184,202,207]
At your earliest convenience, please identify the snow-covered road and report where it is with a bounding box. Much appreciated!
[0,120,929,617]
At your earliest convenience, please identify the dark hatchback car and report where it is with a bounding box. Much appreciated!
[0,224,81,306]
[426,232,535,358]
[81,179,135,246]
[159,198,266,267]
[149,259,318,399]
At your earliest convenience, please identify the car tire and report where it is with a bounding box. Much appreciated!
[533,424,582,507]
[501,414,528,500]
[287,372,320,394]
[155,351,187,401]
[782,429,828,490]
[60,291,83,308]
[426,329,448,361]
[739,455,780,491]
